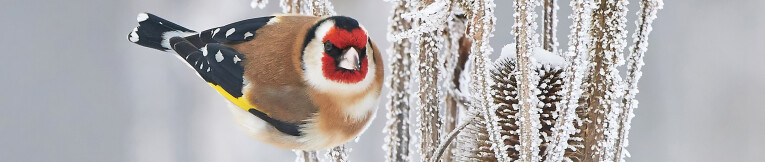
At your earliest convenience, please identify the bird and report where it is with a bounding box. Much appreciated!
[126,12,383,150]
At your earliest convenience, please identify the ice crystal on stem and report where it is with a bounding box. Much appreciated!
[383,0,414,161]
[614,0,663,161]
[325,144,350,162]
[250,0,268,9]
[542,0,594,162]
[294,150,319,162]
[410,0,450,160]
[453,0,513,161]
[455,112,498,161]
[511,0,544,161]
[440,12,469,162]
[577,0,630,161]
[542,0,559,52]
[278,0,335,16]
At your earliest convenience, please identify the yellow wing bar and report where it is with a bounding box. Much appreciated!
[208,83,262,113]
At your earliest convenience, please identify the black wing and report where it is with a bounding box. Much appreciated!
[169,37,303,136]
[170,38,245,96]
[185,16,275,48]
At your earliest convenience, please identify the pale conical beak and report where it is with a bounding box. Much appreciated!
[338,48,361,71]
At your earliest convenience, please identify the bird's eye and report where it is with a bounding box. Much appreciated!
[324,41,334,52]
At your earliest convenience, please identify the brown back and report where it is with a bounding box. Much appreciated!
[228,16,321,124]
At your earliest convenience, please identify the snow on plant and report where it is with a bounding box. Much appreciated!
[383,1,414,161]
[248,0,663,161]
[546,0,594,161]
[614,0,664,161]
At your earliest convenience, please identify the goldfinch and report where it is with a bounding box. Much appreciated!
[127,13,383,150]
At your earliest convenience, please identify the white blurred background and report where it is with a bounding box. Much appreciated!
[0,0,763,161]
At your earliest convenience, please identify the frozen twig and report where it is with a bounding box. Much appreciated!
[325,145,350,162]
[542,0,558,52]
[546,0,593,162]
[294,150,320,162]
[613,0,663,161]
[513,0,543,161]
[383,1,414,161]
[429,116,475,162]
[412,0,450,160]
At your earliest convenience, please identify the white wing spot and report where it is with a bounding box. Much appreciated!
[136,13,149,22]
[201,45,209,56]
[199,62,204,69]
[215,51,224,62]
[266,17,279,25]
[233,55,242,64]
[212,28,221,37]
[244,32,254,39]
[207,67,211,72]
[225,28,236,38]
[128,27,139,42]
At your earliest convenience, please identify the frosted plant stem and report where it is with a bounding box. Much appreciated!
[429,116,475,162]
[294,150,319,162]
[546,0,593,162]
[583,0,629,161]
[250,0,268,9]
[457,0,510,161]
[613,0,663,161]
[416,29,442,161]
[542,0,558,52]
[441,12,468,162]
[280,0,301,13]
[383,1,413,161]
[513,0,543,161]
[325,145,350,162]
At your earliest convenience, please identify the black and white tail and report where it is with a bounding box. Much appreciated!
[127,13,197,51]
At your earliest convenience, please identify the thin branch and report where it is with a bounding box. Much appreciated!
[546,0,593,161]
[613,0,663,161]
[383,0,414,161]
[325,144,350,162]
[513,0,543,161]
[459,0,510,161]
[542,0,558,52]
[582,0,629,160]
[429,116,476,162]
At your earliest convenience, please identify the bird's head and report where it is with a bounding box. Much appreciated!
[302,16,377,94]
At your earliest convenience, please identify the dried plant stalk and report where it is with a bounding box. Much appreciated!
[415,29,443,161]
[542,0,558,52]
[512,0,543,161]
[614,0,663,161]
[579,0,629,161]
[383,1,414,161]
[280,0,301,14]
[455,112,498,162]
[545,0,593,162]
[457,0,509,161]
[306,0,335,16]
[325,144,349,162]
[294,150,319,162]
[441,13,469,162]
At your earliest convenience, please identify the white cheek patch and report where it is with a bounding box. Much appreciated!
[302,21,377,94]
